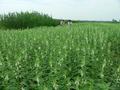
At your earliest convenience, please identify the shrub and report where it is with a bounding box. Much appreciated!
[0,11,60,29]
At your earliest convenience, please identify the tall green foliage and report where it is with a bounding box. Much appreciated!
[0,11,59,29]
[0,23,120,89]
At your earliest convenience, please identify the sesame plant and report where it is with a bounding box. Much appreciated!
[0,23,120,90]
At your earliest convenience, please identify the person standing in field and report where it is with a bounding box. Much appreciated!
[67,20,72,30]
[60,20,65,26]
[67,20,72,25]
[60,20,72,26]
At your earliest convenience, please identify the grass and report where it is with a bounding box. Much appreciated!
[0,23,120,90]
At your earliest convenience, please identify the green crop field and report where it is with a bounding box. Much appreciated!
[0,23,120,90]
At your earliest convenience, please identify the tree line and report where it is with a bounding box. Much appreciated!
[0,11,60,29]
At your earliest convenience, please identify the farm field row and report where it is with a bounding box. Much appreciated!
[0,23,120,90]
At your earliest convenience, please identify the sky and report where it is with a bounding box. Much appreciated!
[0,0,120,21]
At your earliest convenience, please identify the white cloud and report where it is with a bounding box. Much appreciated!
[0,0,120,21]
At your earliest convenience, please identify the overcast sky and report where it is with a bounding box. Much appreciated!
[0,0,120,21]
